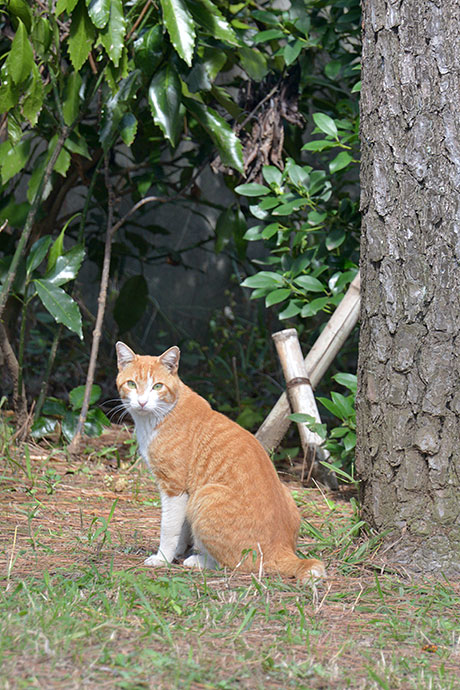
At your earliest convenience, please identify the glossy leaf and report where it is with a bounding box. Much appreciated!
[265,288,291,307]
[5,19,34,85]
[86,0,110,28]
[22,63,44,126]
[34,279,83,338]
[148,65,182,146]
[186,0,238,45]
[62,72,82,126]
[69,384,101,410]
[0,139,30,185]
[160,0,196,66]
[329,151,353,174]
[100,0,125,67]
[26,236,52,275]
[44,245,85,286]
[313,112,338,139]
[278,301,302,320]
[238,46,268,81]
[234,183,270,197]
[241,271,284,289]
[120,113,138,147]
[100,70,142,151]
[333,373,357,394]
[134,24,164,77]
[184,98,244,173]
[68,0,96,71]
[7,0,33,31]
[294,275,325,292]
[47,227,66,272]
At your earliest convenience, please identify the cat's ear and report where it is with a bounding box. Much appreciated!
[116,341,136,371]
[160,346,180,374]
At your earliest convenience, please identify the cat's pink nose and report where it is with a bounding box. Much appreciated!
[139,400,147,408]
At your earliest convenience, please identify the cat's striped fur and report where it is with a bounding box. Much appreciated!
[116,342,325,581]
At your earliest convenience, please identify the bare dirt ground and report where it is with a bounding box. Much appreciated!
[1,426,459,689]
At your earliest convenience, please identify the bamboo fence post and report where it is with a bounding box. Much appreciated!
[256,272,360,452]
[272,329,337,488]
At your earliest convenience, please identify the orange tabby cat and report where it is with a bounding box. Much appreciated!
[116,342,325,581]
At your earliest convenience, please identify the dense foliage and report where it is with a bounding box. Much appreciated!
[0,0,361,464]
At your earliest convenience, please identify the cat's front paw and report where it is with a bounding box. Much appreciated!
[144,553,171,567]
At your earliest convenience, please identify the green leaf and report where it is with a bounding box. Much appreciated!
[148,65,182,146]
[54,147,71,177]
[100,70,142,151]
[326,228,346,251]
[254,29,285,43]
[34,279,83,338]
[300,297,330,318]
[120,113,138,146]
[301,139,338,152]
[283,40,302,66]
[184,98,244,173]
[234,183,270,197]
[294,275,325,292]
[114,275,149,333]
[134,24,164,77]
[262,166,282,189]
[261,222,281,239]
[241,271,284,289]
[42,397,67,416]
[68,0,96,71]
[160,0,196,66]
[329,151,353,174]
[5,19,34,85]
[86,0,110,28]
[265,288,291,307]
[186,0,238,45]
[238,46,268,82]
[69,384,101,410]
[47,228,66,272]
[333,373,357,394]
[278,301,301,320]
[22,63,44,126]
[7,0,33,32]
[100,0,125,67]
[44,245,85,286]
[56,0,79,15]
[313,113,338,139]
[26,236,52,275]
[30,416,58,439]
[62,71,82,126]
[0,139,30,184]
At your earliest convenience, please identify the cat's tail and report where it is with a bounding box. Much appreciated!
[270,550,326,582]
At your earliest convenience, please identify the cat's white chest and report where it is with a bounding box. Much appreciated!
[132,414,158,467]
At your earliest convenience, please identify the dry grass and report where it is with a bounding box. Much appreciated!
[1,426,459,689]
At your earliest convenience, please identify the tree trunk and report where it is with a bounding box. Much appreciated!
[357,0,460,576]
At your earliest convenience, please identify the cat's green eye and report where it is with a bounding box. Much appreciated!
[153,383,163,391]
[126,380,136,389]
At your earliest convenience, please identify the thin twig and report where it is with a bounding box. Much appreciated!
[68,154,115,454]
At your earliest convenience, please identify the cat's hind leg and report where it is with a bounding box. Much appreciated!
[144,491,189,566]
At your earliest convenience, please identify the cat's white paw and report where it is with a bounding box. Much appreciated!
[183,553,217,569]
[144,553,171,567]
[183,554,204,569]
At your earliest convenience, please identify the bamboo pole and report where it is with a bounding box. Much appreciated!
[272,329,325,451]
[272,329,337,489]
[256,272,360,452]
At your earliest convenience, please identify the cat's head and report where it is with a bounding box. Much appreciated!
[115,342,180,418]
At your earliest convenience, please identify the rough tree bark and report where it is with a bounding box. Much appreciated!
[357,0,460,576]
